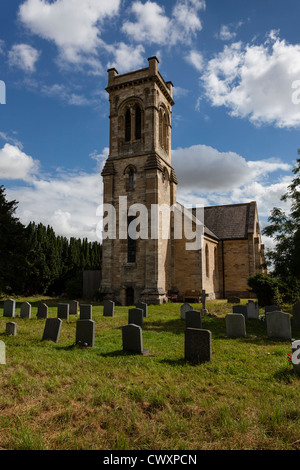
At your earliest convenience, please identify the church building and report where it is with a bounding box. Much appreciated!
[100,57,266,305]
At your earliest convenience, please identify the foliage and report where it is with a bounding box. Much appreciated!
[0,186,102,296]
[248,273,283,306]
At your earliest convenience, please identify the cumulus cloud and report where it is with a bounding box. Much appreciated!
[18,0,121,72]
[122,0,206,46]
[8,43,40,72]
[106,42,145,73]
[0,143,40,180]
[185,50,203,71]
[200,31,300,128]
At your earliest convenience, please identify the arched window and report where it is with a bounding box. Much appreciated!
[129,168,134,190]
[135,106,141,140]
[205,244,209,278]
[125,108,131,142]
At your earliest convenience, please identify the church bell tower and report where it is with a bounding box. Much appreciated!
[101,57,177,305]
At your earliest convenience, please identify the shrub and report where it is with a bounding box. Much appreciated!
[247,273,283,307]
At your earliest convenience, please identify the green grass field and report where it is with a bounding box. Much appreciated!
[0,297,299,450]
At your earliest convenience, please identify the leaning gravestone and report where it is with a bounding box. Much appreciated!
[103,299,114,317]
[186,310,202,329]
[180,303,193,320]
[79,304,92,320]
[20,302,31,319]
[57,303,69,320]
[233,305,248,321]
[122,324,148,355]
[3,299,15,318]
[184,328,212,364]
[266,311,292,341]
[6,322,17,336]
[0,341,5,365]
[292,301,300,329]
[128,308,144,328]
[76,319,95,347]
[37,303,48,319]
[225,314,246,338]
[136,301,148,318]
[246,301,259,319]
[69,300,79,315]
[42,318,62,343]
[292,340,300,374]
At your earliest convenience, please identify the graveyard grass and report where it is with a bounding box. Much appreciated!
[0,297,299,451]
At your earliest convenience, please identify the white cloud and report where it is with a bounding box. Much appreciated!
[185,50,203,71]
[201,31,300,128]
[0,143,40,180]
[106,42,145,73]
[219,25,236,41]
[18,0,121,72]
[8,44,40,72]
[122,0,205,46]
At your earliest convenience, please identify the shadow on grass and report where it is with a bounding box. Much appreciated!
[273,365,299,383]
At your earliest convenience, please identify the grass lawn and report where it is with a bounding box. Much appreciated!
[0,296,299,450]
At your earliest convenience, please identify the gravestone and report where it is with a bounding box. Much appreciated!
[128,308,144,328]
[69,300,79,315]
[291,340,300,374]
[122,324,148,355]
[136,301,148,318]
[103,299,114,317]
[227,296,240,303]
[225,314,246,338]
[184,328,212,364]
[42,318,62,343]
[0,341,5,365]
[180,303,193,320]
[57,303,69,320]
[265,305,280,314]
[3,299,15,318]
[186,310,202,329]
[76,319,95,347]
[6,322,17,336]
[233,305,248,321]
[79,304,92,320]
[246,301,259,319]
[37,303,48,319]
[292,301,300,328]
[201,290,209,313]
[20,302,31,319]
[266,311,292,341]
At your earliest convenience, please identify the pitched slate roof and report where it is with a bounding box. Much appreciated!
[201,202,257,240]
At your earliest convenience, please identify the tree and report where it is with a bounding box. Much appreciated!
[263,152,300,279]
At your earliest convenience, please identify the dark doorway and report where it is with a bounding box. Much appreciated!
[126,287,134,306]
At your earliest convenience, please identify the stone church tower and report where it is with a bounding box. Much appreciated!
[101,57,178,305]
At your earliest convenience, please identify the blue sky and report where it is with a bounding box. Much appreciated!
[0,0,300,247]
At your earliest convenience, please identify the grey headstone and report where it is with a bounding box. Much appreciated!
[57,303,69,320]
[227,296,240,303]
[180,303,193,320]
[246,301,259,319]
[292,340,300,374]
[42,318,62,343]
[201,290,208,311]
[136,301,148,318]
[79,304,92,320]
[128,308,144,328]
[37,303,48,319]
[103,299,114,317]
[6,322,17,336]
[225,314,246,338]
[184,328,212,364]
[122,324,148,355]
[69,300,79,315]
[292,301,300,328]
[76,319,95,347]
[266,311,292,341]
[3,299,15,318]
[186,310,202,329]
[20,302,31,319]
[233,305,248,321]
[265,305,280,314]
[0,341,5,365]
